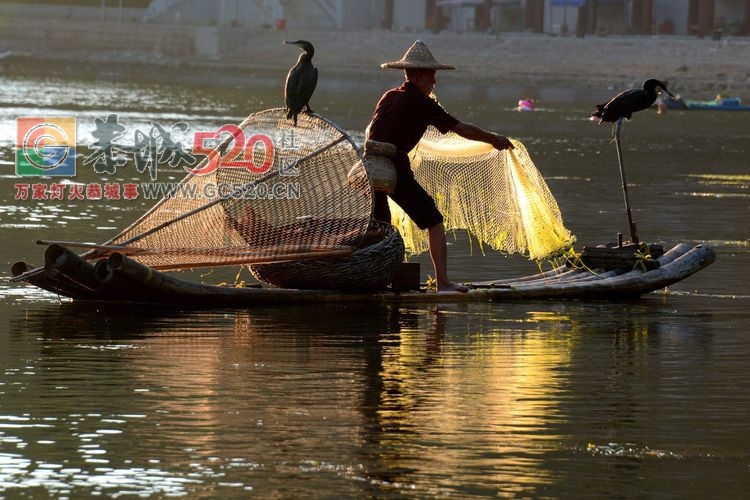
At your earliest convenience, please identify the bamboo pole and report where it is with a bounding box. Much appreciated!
[33,240,353,264]
[614,118,640,244]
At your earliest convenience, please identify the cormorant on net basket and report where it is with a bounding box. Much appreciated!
[284,40,318,126]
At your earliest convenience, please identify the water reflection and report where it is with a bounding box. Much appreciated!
[4,305,704,494]
[369,306,569,496]
[4,298,732,498]
[5,303,398,496]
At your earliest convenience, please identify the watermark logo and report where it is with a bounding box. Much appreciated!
[189,124,276,176]
[82,113,197,181]
[12,114,307,202]
[16,117,76,176]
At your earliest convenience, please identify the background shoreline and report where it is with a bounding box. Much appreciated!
[2,24,749,98]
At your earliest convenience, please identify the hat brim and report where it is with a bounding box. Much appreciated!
[380,61,455,70]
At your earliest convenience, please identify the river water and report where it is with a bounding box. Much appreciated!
[0,71,748,498]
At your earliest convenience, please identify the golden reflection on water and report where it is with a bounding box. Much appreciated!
[372,307,577,494]
[689,173,750,186]
[683,173,750,198]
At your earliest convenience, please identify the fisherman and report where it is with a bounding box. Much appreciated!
[366,40,514,292]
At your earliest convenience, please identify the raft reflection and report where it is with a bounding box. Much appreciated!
[6,299,715,498]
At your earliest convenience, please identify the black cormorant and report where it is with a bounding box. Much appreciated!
[284,40,318,126]
[590,80,674,245]
[591,79,674,123]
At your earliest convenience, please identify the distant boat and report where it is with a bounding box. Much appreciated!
[517,98,535,112]
[664,96,750,111]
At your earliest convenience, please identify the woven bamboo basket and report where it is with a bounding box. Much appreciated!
[347,140,398,194]
[249,221,405,291]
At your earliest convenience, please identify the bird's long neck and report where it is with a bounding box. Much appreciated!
[299,46,314,62]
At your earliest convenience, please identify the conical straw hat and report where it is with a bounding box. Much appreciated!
[380,40,455,70]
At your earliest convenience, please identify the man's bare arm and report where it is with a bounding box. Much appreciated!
[452,121,514,151]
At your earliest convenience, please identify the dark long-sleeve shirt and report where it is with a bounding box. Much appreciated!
[367,81,458,168]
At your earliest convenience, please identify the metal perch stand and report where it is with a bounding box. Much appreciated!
[614,118,639,245]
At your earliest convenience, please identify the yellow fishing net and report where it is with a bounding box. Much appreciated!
[390,128,575,260]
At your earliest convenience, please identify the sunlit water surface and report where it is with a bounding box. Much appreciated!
[0,72,748,498]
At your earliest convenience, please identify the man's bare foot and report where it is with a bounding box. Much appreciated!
[437,282,469,293]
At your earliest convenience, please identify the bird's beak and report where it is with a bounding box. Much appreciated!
[283,40,299,46]
[660,87,675,99]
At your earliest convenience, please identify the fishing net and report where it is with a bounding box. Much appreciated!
[390,128,575,260]
[103,108,373,270]
[92,108,570,273]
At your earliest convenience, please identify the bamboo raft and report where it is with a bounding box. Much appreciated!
[11,242,715,306]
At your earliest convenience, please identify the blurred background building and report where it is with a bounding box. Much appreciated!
[0,0,747,37]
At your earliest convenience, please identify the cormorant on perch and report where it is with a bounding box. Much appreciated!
[284,40,318,126]
[590,79,674,246]
[591,79,674,123]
